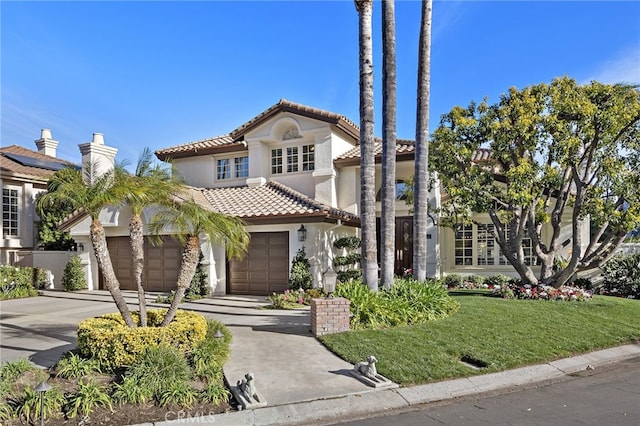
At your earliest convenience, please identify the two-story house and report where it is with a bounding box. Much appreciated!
[63,99,585,295]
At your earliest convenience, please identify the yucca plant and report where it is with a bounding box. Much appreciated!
[65,379,113,418]
[55,352,102,379]
[158,381,198,408]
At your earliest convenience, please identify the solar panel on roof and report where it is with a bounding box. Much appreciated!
[1,152,78,171]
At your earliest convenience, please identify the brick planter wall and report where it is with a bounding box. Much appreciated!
[310,297,351,337]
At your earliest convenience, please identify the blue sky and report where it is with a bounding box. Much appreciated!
[2,1,639,165]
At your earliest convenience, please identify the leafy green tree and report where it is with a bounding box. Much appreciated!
[149,199,249,326]
[430,77,640,287]
[121,148,182,326]
[355,0,378,291]
[35,191,75,251]
[38,164,136,326]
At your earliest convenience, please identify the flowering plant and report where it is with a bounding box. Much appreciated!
[491,282,592,301]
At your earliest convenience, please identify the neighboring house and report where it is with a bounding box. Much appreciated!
[63,99,587,295]
[0,130,76,266]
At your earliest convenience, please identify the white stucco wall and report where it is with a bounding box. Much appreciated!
[173,156,216,188]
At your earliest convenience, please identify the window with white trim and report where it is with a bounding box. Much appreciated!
[454,222,538,267]
[217,155,248,180]
[302,144,315,171]
[287,147,299,173]
[271,148,283,174]
[2,187,19,237]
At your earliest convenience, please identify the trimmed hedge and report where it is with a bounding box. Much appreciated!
[77,309,207,370]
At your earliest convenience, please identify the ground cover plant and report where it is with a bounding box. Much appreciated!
[320,292,640,385]
[0,265,45,300]
[0,318,233,425]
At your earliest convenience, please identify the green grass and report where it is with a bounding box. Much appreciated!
[319,292,640,385]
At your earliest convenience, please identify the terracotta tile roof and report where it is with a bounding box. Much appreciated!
[229,99,360,141]
[200,181,360,225]
[334,139,416,166]
[155,135,246,160]
[0,145,76,182]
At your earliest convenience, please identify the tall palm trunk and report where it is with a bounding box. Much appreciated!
[90,219,135,327]
[413,0,433,282]
[129,214,147,327]
[160,235,200,326]
[381,0,397,289]
[355,0,378,291]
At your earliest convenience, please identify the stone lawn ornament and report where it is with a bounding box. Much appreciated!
[230,372,267,410]
[350,355,397,389]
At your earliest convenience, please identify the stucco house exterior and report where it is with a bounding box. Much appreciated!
[63,100,587,295]
[0,130,76,266]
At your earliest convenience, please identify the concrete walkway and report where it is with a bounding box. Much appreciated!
[1,291,639,426]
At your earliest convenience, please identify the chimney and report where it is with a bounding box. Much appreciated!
[35,128,59,157]
[78,132,118,183]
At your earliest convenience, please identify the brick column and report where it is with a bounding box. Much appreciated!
[310,297,351,337]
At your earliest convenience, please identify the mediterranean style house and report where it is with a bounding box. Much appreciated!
[62,100,586,295]
[0,130,76,266]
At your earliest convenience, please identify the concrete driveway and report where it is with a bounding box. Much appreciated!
[0,290,371,407]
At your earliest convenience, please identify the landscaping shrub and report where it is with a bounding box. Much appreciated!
[185,251,210,300]
[333,236,362,283]
[200,382,230,405]
[335,279,460,329]
[191,320,231,381]
[442,274,463,289]
[159,381,199,408]
[484,274,515,289]
[0,265,40,300]
[599,254,640,298]
[112,376,153,405]
[65,379,113,418]
[288,247,312,290]
[76,309,207,370]
[55,352,102,379]
[13,384,65,424]
[61,255,87,291]
[125,345,192,399]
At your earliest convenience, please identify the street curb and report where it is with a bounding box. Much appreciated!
[143,343,640,426]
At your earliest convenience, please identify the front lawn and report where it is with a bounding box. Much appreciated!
[319,292,640,385]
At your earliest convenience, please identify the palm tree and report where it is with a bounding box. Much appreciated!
[121,148,182,327]
[38,164,136,327]
[413,0,433,282]
[380,0,397,289]
[149,198,249,326]
[355,0,378,291]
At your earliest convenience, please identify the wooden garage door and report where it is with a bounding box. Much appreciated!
[104,236,182,293]
[229,232,289,295]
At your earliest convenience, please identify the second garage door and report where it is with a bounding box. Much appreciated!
[229,232,289,295]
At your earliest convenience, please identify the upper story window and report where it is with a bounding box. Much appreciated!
[271,148,283,174]
[287,147,298,173]
[235,156,248,178]
[271,144,315,175]
[376,180,409,201]
[302,144,315,171]
[2,187,19,237]
[217,155,248,180]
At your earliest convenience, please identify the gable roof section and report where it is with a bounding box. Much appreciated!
[155,135,246,161]
[0,145,76,182]
[334,139,416,167]
[200,181,360,226]
[229,99,360,141]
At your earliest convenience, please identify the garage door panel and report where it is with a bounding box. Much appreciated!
[230,232,289,295]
